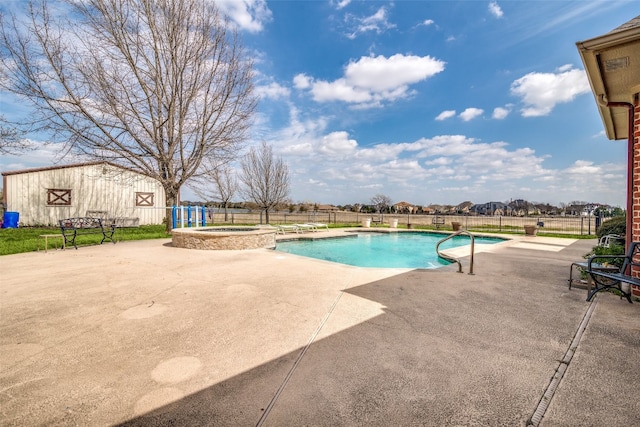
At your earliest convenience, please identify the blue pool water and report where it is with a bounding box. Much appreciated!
[275,232,504,269]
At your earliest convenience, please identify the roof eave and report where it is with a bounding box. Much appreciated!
[576,25,640,141]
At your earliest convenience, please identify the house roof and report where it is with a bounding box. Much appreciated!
[1,161,146,177]
[576,15,640,140]
[316,204,338,211]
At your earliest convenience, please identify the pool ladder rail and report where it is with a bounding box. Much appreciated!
[435,230,475,275]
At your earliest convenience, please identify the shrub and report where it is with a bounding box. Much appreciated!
[597,216,626,240]
[585,243,626,267]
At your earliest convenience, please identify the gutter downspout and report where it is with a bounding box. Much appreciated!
[598,97,635,251]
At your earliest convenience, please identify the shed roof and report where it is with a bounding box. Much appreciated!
[1,161,146,177]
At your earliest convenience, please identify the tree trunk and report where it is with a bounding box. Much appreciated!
[164,187,180,234]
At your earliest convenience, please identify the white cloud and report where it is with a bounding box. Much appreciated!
[333,0,351,10]
[297,54,445,108]
[255,82,290,100]
[345,6,396,39]
[459,108,484,121]
[318,131,358,156]
[565,160,601,175]
[262,103,576,205]
[510,65,590,117]
[492,106,511,119]
[422,19,435,27]
[310,79,374,104]
[435,110,456,121]
[293,74,312,90]
[488,1,504,18]
[557,160,625,201]
[215,0,272,33]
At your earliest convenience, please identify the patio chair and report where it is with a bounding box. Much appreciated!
[598,234,623,248]
[307,222,329,231]
[294,223,316,232]
[277,224,299,234]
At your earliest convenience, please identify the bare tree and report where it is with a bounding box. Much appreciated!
[0,0,256,232]
[240,141,290,224]
[191,166,238,221]
[0,115,31,155]
[371,193,392,214]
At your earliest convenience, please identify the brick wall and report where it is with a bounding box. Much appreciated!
[632,95,640,297]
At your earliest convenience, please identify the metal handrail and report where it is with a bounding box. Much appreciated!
[435,230,475,274]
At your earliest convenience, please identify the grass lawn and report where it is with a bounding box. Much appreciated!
[0,225,169,256]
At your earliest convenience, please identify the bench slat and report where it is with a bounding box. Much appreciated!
[589,271,640,286]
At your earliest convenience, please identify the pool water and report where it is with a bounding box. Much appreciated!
[275,232,504,269]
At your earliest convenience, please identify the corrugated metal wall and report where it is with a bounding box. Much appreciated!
[4,163,167,226]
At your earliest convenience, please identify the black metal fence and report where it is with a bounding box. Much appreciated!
[204,209,603,236]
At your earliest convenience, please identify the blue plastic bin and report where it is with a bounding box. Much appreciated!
[2,212,19,228]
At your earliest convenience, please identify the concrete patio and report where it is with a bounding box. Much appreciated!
[1,231,639,426]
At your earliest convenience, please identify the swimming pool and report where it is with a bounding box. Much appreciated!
[275,232,504,269]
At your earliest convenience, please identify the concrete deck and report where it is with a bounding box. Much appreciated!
[1,231,639,426]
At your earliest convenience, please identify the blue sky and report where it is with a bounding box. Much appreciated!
[1,0,638,208]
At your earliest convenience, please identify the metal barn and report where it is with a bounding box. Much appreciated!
[2,162,167,226]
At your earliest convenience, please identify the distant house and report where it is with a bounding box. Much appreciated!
[316,204,339,212]
[454,201,474,214]
[2,162,167,226]
[424,204,447,214]
[422,206,436,215]
[566,203,592,217]
[393,201,417,214]
[508,199,533,216]
[471,201,512,216]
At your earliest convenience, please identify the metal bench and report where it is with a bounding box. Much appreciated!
[586,241,640,303]
[59,217,116,249]
[86,210,140,228]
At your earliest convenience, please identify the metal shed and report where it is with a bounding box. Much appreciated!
[2,162,167,226]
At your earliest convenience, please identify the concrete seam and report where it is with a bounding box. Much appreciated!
[255,272,354,426]
[527,296,598,426]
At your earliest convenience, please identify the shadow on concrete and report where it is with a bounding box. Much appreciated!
[116,250,593,426]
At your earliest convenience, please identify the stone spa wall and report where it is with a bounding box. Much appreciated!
[172,227,277,250]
